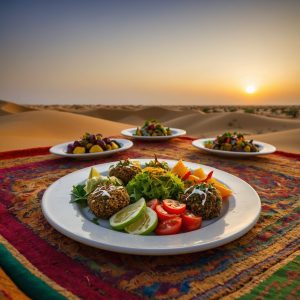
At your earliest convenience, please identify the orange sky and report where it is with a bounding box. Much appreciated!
[0,1,299,105]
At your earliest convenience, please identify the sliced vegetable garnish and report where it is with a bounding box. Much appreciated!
[109,198,146,230]
[182,211,202,232]
[182,171,192,181]
[146,199,159,210]
[162,199,186,215]
[200,171,214,183]
[155,217,182,235]
[88,167,100,179]
[155,204,180,221]
[124,207,158,235]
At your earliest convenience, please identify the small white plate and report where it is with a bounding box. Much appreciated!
[121,128,186,141]
[49,139,133,159]
[42,159,261,255]
[192,138,276,157]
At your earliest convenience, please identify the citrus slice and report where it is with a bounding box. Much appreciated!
[109,198,146,230]
[125,207,158,235]
[88,167,100,179]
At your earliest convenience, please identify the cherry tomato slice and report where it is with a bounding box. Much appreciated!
[162,199,186,215]
[155,217,182,235]
[182,211,202,232]
[147,199,159,210]
[155,204,179,221]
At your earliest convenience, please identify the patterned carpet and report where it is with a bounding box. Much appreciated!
[0,137,299,299]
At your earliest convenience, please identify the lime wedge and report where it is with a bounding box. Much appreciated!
[109,198,146,230]
[125,207,158,235]
[88,167,100,179]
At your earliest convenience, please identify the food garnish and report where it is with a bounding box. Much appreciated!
[124,207,158,235]
[145,155,170,170]
[71,184,87,206]
[67,133,121,154]
[204,132,259,152]
[109,198,146,230]
[135,119,172,136]
[71,156,232,236]
[155,217,182,235]
[126,168,184,201]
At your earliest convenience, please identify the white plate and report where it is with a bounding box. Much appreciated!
[49,139,133,159]
[192,138,276,157]
[42,159,261,255]
[121,128,186,141]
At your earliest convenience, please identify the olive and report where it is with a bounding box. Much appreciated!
[103,137,111,144]
[97,139,107,150]
[89,134,96,144]
[67,144,74,153]
[73,141,81,147]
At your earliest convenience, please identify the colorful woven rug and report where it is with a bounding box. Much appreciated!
[0,137,299,300]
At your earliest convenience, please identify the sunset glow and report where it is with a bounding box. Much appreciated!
[245,86,257,95]
[0,1,299,105]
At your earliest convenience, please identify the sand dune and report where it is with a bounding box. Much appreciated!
[0,99,34,115]
[250,129,300,153]
[78,106,198,125]
[64,106,300,135]
[166,112,300,136]
[0,101,299,153]
[0,110,131,151]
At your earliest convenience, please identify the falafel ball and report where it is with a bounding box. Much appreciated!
[109,159,141,185]
[87,185,130,219]
[180,183,222,219]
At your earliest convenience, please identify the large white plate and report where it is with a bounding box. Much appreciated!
[42,159,261,255]
[121,128,186,141]
[49,139,133,159]
[192,138,276,157]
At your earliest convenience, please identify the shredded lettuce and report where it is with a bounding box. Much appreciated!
[126,170,184,202]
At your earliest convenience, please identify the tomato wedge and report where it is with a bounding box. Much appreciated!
[182,211,202,232]
[155,204,179,221]
[146,199,159,210]
[155,217,182,235]
[162,199,186,215]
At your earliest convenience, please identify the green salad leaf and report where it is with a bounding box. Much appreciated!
[71,184,88,206]
[126,170,184,202]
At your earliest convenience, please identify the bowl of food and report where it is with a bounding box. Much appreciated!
[49,133,133,159]
[192,132,276,157]
[121,120,186,141]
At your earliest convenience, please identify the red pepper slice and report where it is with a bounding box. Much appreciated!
[200,171,214,183]
[182,171,191,181]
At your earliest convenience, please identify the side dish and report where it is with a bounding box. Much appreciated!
[71,157,232,236]
[66,133,121,154]
[134,120,172,136]
[204,132,259,152]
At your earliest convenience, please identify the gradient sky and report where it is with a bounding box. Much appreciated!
[0,0,299,105]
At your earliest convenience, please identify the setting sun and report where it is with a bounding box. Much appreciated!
[245,85,257,94]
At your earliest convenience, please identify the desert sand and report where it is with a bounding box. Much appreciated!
[0,100,299,153]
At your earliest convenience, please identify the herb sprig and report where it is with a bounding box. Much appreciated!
[70,184,88,206]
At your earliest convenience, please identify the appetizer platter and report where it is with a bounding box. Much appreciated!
[42,157,261,255]
[193,132,276,157]
[121,120,186,141]
[49,132,133,159]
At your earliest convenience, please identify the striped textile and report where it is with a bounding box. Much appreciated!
[0,137,299,299]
